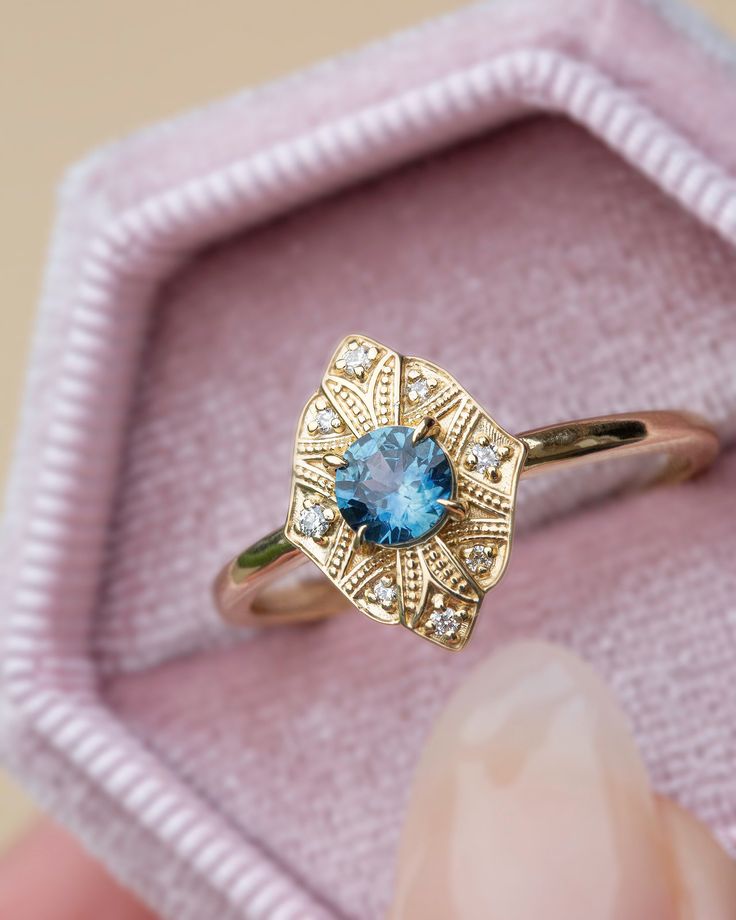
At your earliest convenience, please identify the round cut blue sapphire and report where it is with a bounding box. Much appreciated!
[335,425,454,546]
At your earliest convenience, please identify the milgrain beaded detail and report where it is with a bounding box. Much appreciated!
[443,400,479,455]
[324,380,374,435]
[341,554,393,606]
[376,357,399,427]
[326,521,353,580]
[403,379,461,426]
[5,33,736,920]
[400,547,423,625]
[422,542,475,599]
[443,519,510,543]
[293,461,336,495]
[296,437,343,458]
[460,479,512,514]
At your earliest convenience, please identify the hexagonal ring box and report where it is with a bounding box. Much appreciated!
[2,1,736,917]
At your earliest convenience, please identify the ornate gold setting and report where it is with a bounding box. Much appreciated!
[283,334,526,650]
[216,378,717,647]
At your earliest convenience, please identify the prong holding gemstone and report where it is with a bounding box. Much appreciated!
[297,502,332,542]
[412,417,441,445]
[406,370,437,403]
[426,595,464,641]
[323,453,348,470]
[352,524,371,553]
[336,340,375,378]
[437,498,468,521]
[465,436,503,478]
[463,543,495,575]
[309,400,342,436]
[368,576,397,609]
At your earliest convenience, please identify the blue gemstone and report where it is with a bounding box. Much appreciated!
[335,425,454,546]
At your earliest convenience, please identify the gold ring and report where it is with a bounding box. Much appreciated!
[214,335,718,650]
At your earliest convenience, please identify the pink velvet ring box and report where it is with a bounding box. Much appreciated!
[2,0,736,917]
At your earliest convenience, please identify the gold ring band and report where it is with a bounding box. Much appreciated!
[214,337,718,650]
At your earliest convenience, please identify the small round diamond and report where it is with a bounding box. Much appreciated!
[428,606,462,639]
[407,376,430,400]
[373,580,397,608]
[341,345,372,375]
[469,443,501,473]
[465,544,494,574]
[315,407,340,434]
[298,505,330,538]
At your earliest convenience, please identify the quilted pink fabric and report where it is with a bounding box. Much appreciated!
[2,1,736,918]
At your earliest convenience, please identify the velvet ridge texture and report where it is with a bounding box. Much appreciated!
[2,1,736,918]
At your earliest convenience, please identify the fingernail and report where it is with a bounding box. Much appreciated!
[657,798,736,920]
[390,641,679,920]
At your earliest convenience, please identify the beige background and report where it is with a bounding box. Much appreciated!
[1,0,734,853]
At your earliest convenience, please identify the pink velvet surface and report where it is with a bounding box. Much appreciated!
[96,115,736,671]
[102,117,736,918]
[2,1,736,918]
